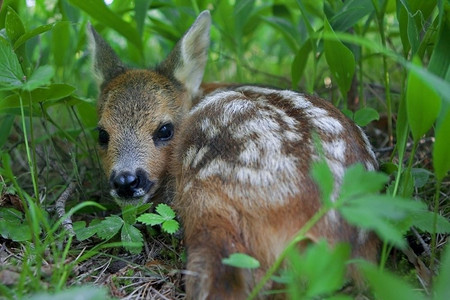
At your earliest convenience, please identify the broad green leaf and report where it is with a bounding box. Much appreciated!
[0,207,23,223]
[0,37,24,90]
[52,22,72,68]
[360,262,424,300]
[428,11,450,79]
[121,222,143,254]
[433,108,450,181]
[406,57,441,142]
[14,23,56,50]
[135,0,152,37]
[137,213,165,226]
[1,223,32,242]
[339,164,388,201]
[5,7,25,44]
[0,84,76,109]
[161,219,179,234]
[311,159,334,205]
[330,0,374,31]
[155,203,175,220]
[261,16,299,52]
[234,0,255,39]
[323,18,355,97]
[411,210,450,234]
[291,40,312,89]
[353,107,380,126]
[96,215,123,240]
[411,168,432,188]
[22,65,55,91]
[434,244,450,299]
[68,0,142,51]
[222,253,260,269]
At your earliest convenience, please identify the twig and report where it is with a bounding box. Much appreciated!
[55,168,85,236]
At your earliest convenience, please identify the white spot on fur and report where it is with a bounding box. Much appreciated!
[183,145,198,167]
[200,118,219,139]
[192,146,209,168]
[322,139,346,161]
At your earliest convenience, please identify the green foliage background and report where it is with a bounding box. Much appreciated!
[0,0,449,298]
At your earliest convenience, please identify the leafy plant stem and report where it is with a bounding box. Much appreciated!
[248,205,330,299]
[429,179,442,275]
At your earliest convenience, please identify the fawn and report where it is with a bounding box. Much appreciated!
[89,10,379,299]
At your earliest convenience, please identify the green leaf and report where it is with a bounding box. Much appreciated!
[161,219,179,234]
[291,40,312,89]
[73,221,98,241]
[51,22,72,68]
[0,84,76,109]
[96,215,123,240]
[360,262,424,300]
[411,168,431,188]
[311,159,334,205]
[29,285,110,300]
[428,12,450,79]
[0,37,24,90]
[353,107,380,126]
[68,0,142,51]
[340,195,426,248]
[121,205,137,225]
[155,203,175,220]
[222,253,260,269]
[323,18,355,97]
[433,108,450,181]
[135,0,152,37]
[434,244,450,300]
[339,164,388,201]
[121,222,143,254]
[330,0,374,31]
[22,65,55,91]
[14,23,56,50]
[286,241,349,298]
[406,57,441,142]
[5,7,25,44]
[137,213,165,226]
[411,210,450,234]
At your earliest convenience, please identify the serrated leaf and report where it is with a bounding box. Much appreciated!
[339,164,388,201]
[222,253,260,269]
[340,195,426,248]
[73,221,98,241]
[137,213,165,226]
[354,107,380,126]
[0,37,24,90]
[406,57,441,142]
[411,210,450,234]
[121,223,143,254]
[287,241,349,297]
[323,18,355,97]
[121,205,137,225]
[96,215,123,240]
[155,203,175,220]
[161,219,179,234]
[360,262,424,300]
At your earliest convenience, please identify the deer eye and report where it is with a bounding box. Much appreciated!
[155,123,174,142]
[98,128,109,147]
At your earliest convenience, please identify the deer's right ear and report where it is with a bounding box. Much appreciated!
[87,23,126,86]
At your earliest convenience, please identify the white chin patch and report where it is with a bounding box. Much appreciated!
[110,190,151,206]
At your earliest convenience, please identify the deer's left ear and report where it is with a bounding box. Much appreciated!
[158,11,211,98]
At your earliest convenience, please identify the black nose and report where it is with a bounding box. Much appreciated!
[110,169,153,199]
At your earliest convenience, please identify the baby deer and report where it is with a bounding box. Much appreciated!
[89,10,378,299]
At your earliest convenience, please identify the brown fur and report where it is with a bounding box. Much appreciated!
[89,11,379,299]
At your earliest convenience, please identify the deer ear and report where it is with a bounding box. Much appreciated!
[158,11,211,98]
[87,23,126,86]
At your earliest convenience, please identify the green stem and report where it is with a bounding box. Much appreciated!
[247,205,330,299]
[429,179,442,275]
